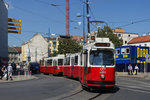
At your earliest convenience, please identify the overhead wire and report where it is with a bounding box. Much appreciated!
[116,18,150,28]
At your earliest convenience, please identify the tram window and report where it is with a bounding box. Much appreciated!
[80,54,82,66]
[90,50,114,65]
[74,56,78,65]
[58,59,63,66]
[47,59,52,66]
[64,57,70,65]
[116,49,120,55]
[126,48,130,54]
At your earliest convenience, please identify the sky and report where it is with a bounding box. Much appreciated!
[5,0,150,47]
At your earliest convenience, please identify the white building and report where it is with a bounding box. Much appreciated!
[128,35,150,47]
[113,28,139,45]
[22,34,48,63]
[0,0,8,65]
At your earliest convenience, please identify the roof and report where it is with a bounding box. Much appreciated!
[14,47,21,53]
[128,35,150,44]
[71,36,87,42]
[8,47,18,53]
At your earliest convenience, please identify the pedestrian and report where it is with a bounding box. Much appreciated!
[0,66,5,80]
[7,64,13,80]
[128,64,133,75]
[134,64,139,75]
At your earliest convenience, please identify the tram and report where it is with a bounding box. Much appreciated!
[40,35,115,89]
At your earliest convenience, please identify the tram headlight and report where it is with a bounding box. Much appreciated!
[100,74,105,80]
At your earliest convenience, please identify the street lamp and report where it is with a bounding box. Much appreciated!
[90,20,108,29]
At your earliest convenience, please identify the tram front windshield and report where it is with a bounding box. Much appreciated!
[90,50,114,65]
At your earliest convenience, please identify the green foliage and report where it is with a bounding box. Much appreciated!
[58,38,82,55]
[51,50,58,57]
[97,26,123,47]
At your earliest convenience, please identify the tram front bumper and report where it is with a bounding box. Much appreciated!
[87,80,115,87]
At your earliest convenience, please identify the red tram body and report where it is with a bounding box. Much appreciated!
[40,37,115,90]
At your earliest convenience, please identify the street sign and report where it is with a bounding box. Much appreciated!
[8,23,21,27]
[8,30,21,34]
[8,27,21,30]
[8,18,21,34]
[8,18,21,23]
[145,54,150,62]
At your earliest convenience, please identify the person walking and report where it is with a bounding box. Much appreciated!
[134,64,139,75]
[128,64,133,75]
[7,64,13,80]
[0,66,5,80]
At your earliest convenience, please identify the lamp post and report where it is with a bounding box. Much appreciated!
[77,4,89,45]
[48,28,51,57]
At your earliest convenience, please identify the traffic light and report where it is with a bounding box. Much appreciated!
[8,18,21,34]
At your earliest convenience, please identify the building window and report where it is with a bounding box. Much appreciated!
[53,42,56,46]
[121,48,126,54]
[118,34,121,37]
[116,49,120,55]
[128,35,130,37]
[126,48,130,54]
[145,44,147,46]
[125,41,127,44]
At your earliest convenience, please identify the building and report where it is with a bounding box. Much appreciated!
[44,37,59,55]
[128,35,150,47]
[8,47,21,64]
[22,34,48,63]
[115,46,150,72]
[0,0,8,65]
[112,28,139,45]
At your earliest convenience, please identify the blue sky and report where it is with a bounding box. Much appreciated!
[5,0,150,46]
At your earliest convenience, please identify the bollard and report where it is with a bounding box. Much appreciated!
[30,71,32,78]
[18,71,20,81]
[27,70,30,79]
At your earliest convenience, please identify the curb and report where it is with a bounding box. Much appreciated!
[0,76,38,84]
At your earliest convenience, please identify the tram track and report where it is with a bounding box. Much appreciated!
[88,93,102,100]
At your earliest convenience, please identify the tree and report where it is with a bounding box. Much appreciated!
[97,26,123,47]
[58,38,82,55]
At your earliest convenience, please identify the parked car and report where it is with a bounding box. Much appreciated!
[29,62,40,73]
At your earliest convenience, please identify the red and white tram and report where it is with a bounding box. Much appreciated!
[40,36,115,90]
[79,37,115,89]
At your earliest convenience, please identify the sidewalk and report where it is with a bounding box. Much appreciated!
[116,72,150,79]
[0,70,37,83]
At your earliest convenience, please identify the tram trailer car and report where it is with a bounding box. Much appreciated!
[52,55,64,75]
[79,37,115,89]
[115,46,149,72]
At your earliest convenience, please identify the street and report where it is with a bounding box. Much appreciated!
[0,74,150,100]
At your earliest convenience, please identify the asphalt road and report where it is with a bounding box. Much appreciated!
[0,74,80,100]
[0,74,150,100]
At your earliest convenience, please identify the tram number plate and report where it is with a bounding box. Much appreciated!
[100,71,106,73]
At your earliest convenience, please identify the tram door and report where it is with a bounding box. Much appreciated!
[45,60,48,73]
[53,60,57,74]
[83,50,88,84]
[71,58,75,77]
